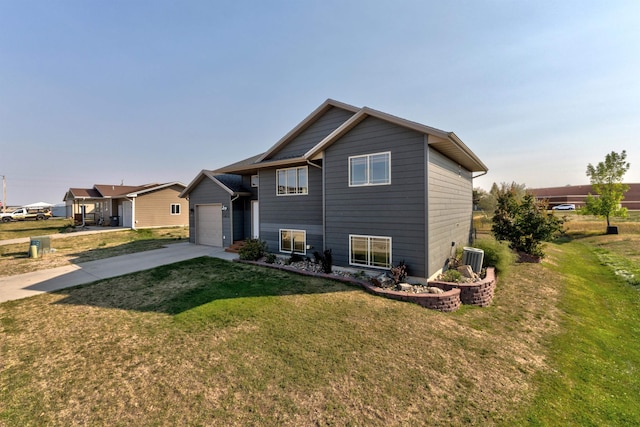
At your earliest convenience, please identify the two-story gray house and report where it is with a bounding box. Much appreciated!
[180,99,488,280]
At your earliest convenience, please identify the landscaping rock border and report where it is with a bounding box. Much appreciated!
[236,259,496,312]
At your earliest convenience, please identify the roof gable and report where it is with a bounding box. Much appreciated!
[256,99,359,163]
[179,170,251,198]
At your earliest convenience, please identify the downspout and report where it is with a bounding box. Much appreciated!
[470,171,488,243]
[472,170,488,180]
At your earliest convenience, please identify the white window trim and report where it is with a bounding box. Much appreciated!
[170,203,181,215]
[348,151,391,187]
[279,229,307,255]
[349,234,392,269]
[276,166,309,196]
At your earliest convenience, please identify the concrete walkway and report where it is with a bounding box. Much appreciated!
[0,242,238,303]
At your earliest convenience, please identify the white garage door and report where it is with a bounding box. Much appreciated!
[196,204,223,247]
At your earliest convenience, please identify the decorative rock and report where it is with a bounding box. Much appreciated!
[376,273,395,288]
[427,287,444,294]
[398,283,412,291]
[457,265,474,278]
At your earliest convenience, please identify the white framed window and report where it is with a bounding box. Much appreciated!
[277,166,308,195]
[349,235,392,269]
[171,203,181,215]
[280,229,306,254]
[251,175,259,187]
[349,152,391,186]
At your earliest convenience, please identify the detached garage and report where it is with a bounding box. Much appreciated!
[180,171,255,248]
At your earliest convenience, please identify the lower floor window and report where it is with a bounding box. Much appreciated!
[171,204,181,215]
[280,229,306,254]
[349,235,391,269]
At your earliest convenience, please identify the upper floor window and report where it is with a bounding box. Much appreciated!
[277,166,308,196]
[171,204,181,215]
[349,152,391,186]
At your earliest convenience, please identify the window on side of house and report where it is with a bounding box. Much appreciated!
[276,166,308,195]
[280,229,306,254]
[171,203,181,215]
[349,152,391,187]
[349,235,392,269]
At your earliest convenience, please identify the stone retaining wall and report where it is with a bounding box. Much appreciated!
[236,260,469,312]
[428,267,496,307]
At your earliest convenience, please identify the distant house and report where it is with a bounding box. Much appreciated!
[530,184,640,210]
[63,182,187,228]
[180,99,488,280]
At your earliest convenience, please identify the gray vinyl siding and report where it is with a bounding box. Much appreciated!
[427,147,473,275]
[324,116,428,277]
[187,178,233,247]
[267,107,355,160]
[259,165,323,255]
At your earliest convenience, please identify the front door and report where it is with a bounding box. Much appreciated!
[251,200,259,239]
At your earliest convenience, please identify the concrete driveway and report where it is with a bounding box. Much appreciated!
[0,242,238,303]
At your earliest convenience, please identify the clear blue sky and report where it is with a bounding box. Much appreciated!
[1,0,638,206]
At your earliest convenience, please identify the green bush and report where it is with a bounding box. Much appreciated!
[264,253,277,264]
[472,238,516,274]
[492,192,563,258]
[441,269,463,283]
[238,239,268,261]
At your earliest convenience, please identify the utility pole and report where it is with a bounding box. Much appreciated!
[1,175,5,213]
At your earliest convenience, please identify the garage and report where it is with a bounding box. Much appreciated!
[196,204,223,246]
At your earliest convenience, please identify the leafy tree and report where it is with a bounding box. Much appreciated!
[581,150,630,228]
[492,189,564,258]
[474,187,495,212]
[475,182,527,213]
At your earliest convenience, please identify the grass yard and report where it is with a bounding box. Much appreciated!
[0,226,188,277]
[0,218,74,240]
[2,229,639,426]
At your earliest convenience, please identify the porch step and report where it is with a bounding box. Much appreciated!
[225,240,246,254]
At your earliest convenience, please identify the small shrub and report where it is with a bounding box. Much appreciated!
[264,253,276,264]
[239,239,268,261]
[390,261,408,284]
[287,252,304,264]
[321,249,332,273]
[441,269,463,283]
[313,249,333,273]
[472,238,516,274]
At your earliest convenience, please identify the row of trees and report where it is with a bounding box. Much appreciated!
[476,150,630,259]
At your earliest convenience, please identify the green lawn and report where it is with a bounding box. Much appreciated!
[0,217,73,240]
[1,233,639,425]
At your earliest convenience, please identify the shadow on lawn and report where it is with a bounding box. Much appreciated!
[51,257,354,315]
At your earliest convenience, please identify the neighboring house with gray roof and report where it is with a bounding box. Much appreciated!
[180,99,488,280]
[63,182,187,228]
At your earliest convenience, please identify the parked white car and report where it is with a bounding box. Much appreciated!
[552,204,576,210]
